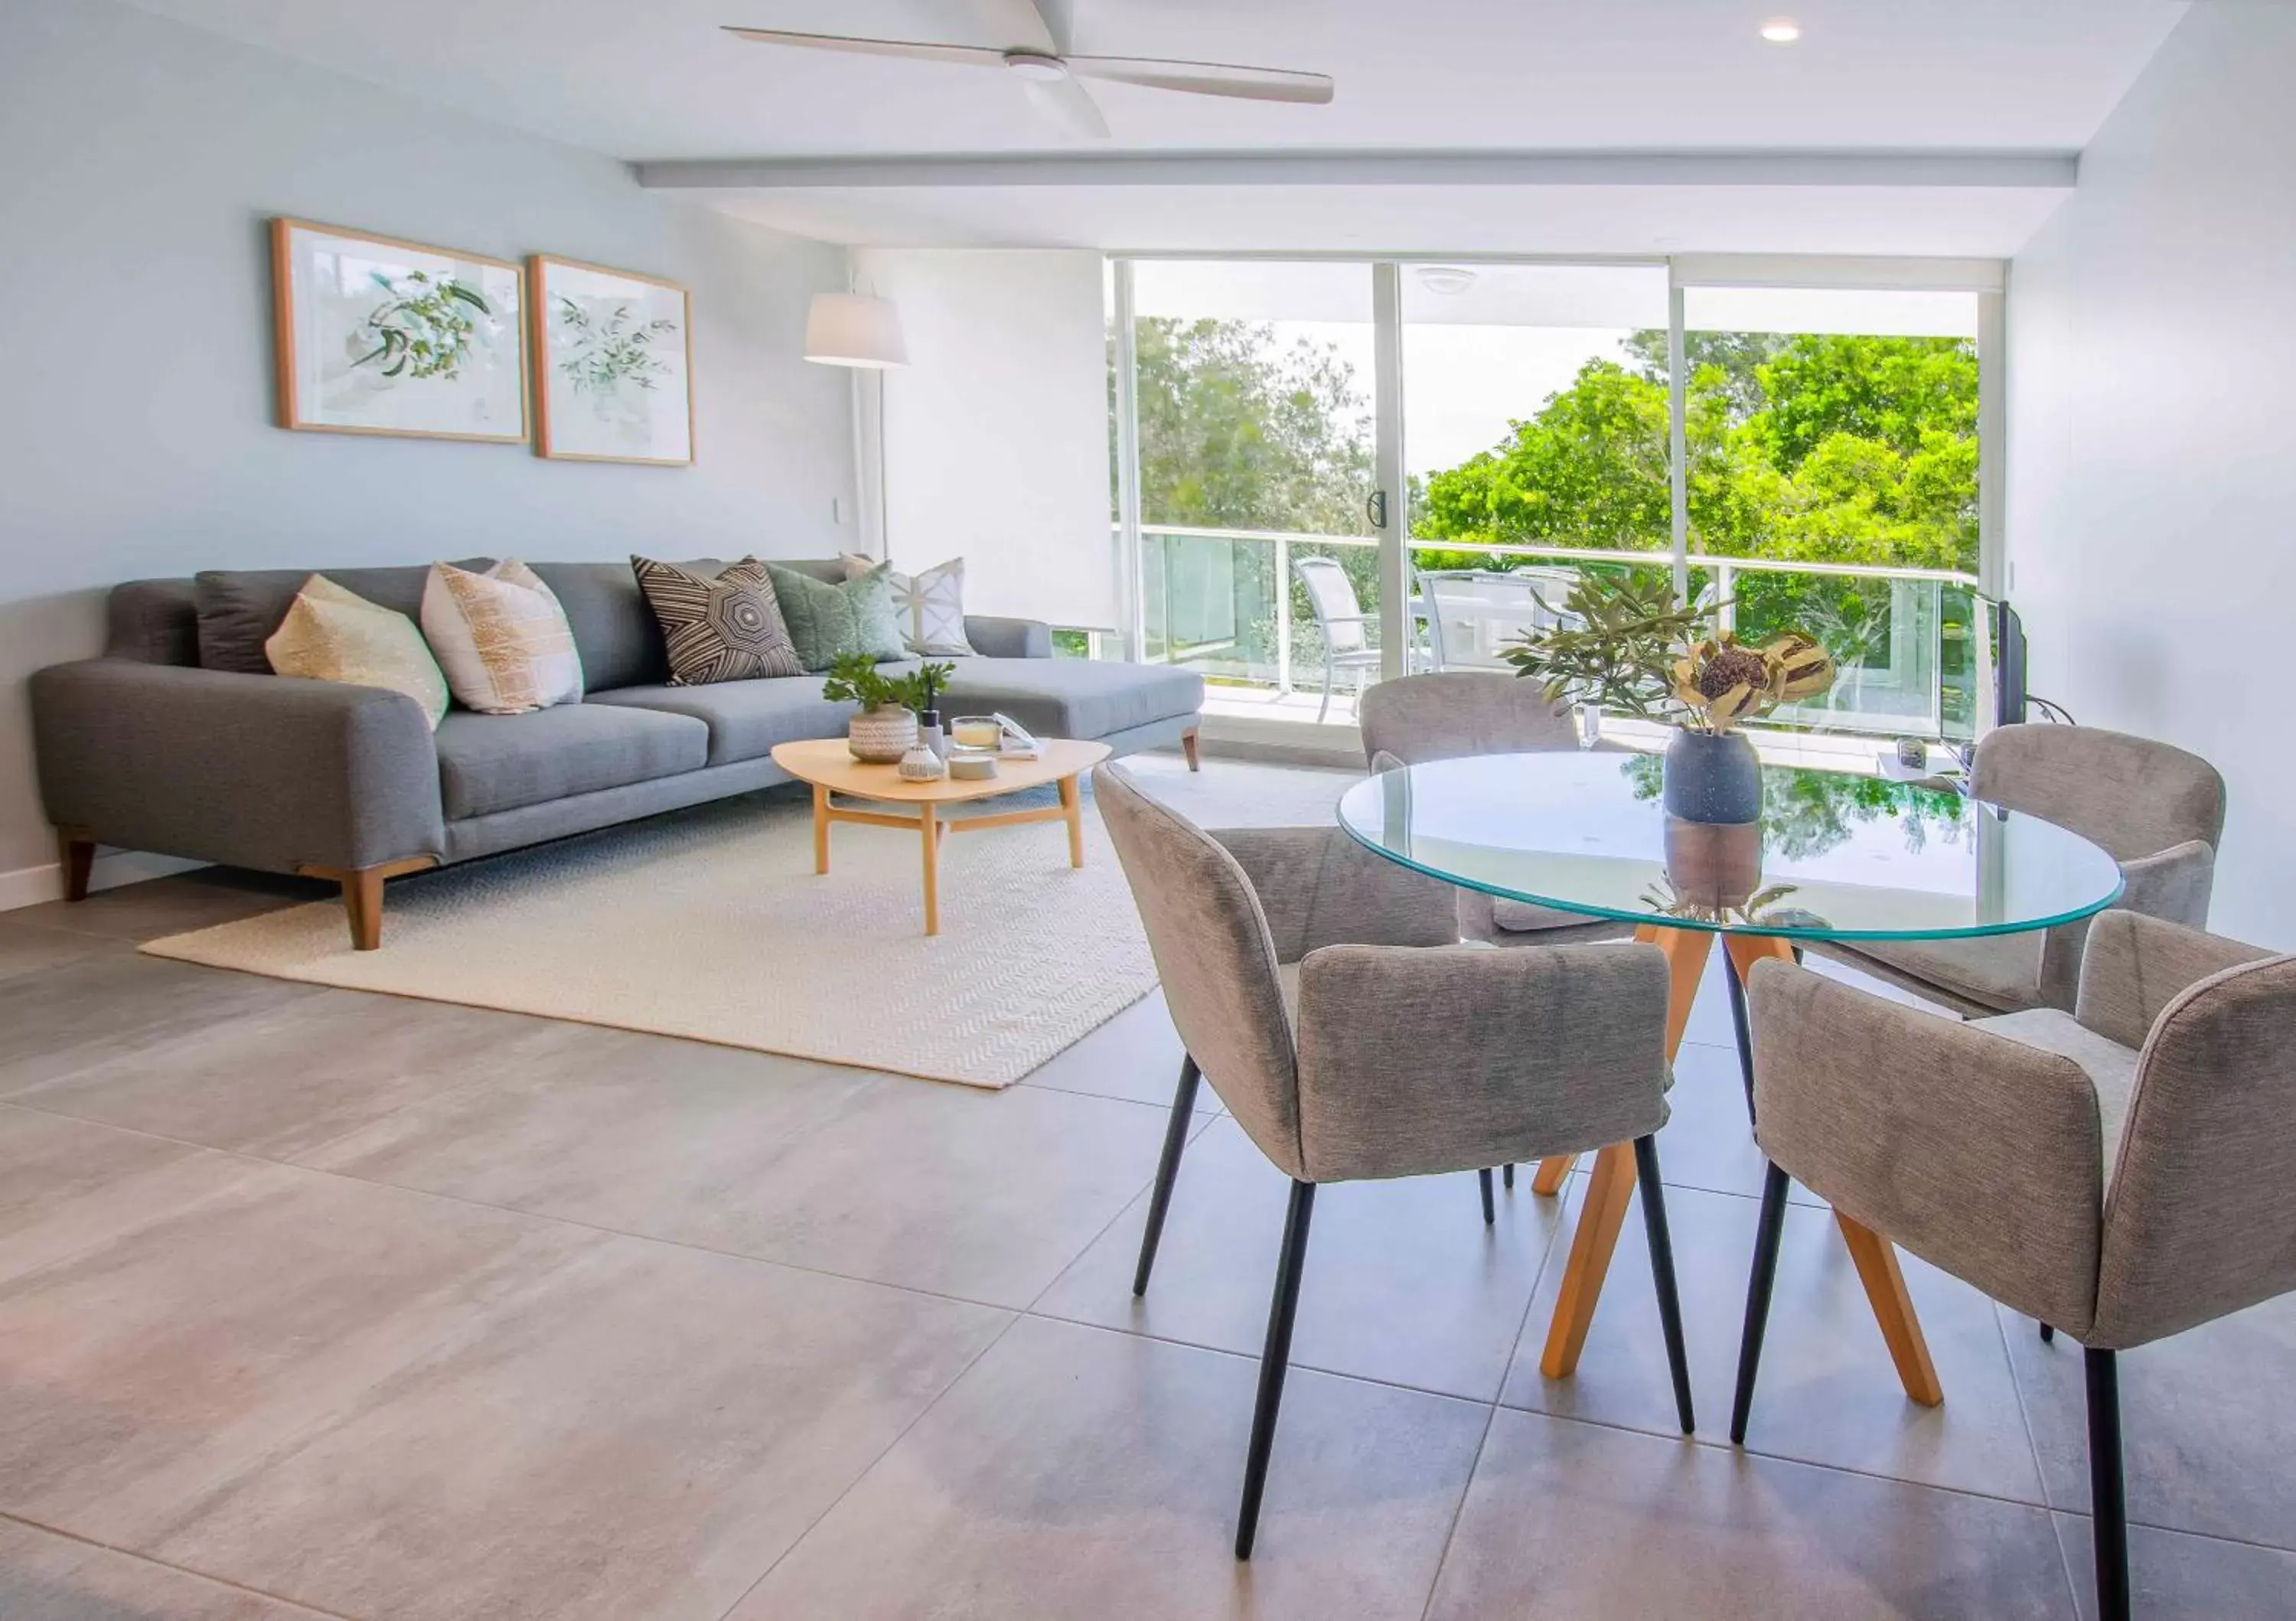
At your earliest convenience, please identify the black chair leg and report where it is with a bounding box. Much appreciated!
[2041,1322,2056,1342]
[1730,1159,1793,1444]
[1479,1167,1496,1225]
[1133,1055,1202,1296]
[1236,1179,1316,1560]
[1634,1135,1695,1433]
[1723,946,1757,1126]
[2087,1347,2131,1621]
[1503,1163,1515,1190]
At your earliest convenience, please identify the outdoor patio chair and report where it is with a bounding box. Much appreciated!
[1292,555,1383,722]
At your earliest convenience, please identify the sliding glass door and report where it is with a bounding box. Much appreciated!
[1399,263,1674,672]
[1121,259,1379,719]
[1109,256,1998,743]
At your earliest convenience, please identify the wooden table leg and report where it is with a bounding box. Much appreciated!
[1539,1140,1639,1377]
[812,784,831,875]
[1535,923,1714,1376]
[1530,924,1713,1195]
[1730,932,1945,1407]
[1837,1211,1945,1406]
[918,804,940,935]
[1058,774,1084,869]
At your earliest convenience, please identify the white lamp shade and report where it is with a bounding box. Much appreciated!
[804,292,908,368]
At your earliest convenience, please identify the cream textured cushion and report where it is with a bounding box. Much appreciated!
[843,552,976,657]
[264,575,449,729]
[420,559,583,715]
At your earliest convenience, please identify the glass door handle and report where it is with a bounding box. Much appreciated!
[1366,490,1388,529]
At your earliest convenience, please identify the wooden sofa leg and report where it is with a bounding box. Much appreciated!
[57,829,96,903]
[296,856,438,951]
[1182,728,1201,772]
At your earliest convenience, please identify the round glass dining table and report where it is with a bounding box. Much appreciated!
[1336,750,2126,1405]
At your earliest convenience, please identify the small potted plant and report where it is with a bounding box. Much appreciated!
[1502,572,1835,824]
[822,654,956,763]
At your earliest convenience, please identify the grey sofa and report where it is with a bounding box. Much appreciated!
[31,558,1203,947]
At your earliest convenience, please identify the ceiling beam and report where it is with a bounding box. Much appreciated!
[636,148,2078,192]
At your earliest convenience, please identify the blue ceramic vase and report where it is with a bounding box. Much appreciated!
[1662,729,1763,825]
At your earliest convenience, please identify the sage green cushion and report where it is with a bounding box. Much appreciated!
[764,560,904,671]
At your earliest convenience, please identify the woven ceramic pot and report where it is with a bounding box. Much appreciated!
[898,743,947,782]
[848,705,918,763]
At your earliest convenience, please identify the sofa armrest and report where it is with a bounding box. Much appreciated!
[964,616,1052,660]
[31,659,446,874]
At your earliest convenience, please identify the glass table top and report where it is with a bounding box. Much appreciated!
[1336,752,2125,942]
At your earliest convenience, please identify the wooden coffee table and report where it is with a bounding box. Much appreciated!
[768,737,1113,935]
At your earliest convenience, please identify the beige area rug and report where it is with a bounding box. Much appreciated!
[142,781,1171,1089]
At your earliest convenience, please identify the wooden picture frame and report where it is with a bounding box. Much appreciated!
[527,254,696,466]
[270,218,528,443]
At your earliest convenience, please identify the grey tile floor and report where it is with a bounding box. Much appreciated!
[0,778,2291,1618]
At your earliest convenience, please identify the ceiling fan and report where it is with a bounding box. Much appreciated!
[722,0,1333,140]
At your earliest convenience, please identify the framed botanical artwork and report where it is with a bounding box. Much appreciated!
[528,255,695,465]
[270,219,527,442]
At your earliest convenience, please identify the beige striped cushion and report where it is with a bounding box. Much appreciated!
[263,575,449,729]
[420,559,583,715]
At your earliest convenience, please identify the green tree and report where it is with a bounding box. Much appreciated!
[1120,317,1372,537]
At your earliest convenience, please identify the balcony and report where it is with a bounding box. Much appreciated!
[1137,523,1985,745]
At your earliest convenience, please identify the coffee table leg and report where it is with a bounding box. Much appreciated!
[812,784,830,874]
[1058,775,1084,869]
[918,804,940,936]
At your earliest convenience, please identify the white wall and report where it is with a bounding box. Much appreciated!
[854,249,1115,631]
[0,0,859,901]
[2005,2,2296,947]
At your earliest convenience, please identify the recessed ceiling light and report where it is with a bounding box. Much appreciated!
[1760,17,1802,44]
[1415,266,1478,295]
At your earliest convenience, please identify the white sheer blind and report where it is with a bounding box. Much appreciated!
[856,248,1115,630]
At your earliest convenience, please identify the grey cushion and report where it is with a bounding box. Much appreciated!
[434,703,707,820]
[108,579,201,666]
[197,564,484,675]
[942,658,1203,742]
[590,677,853,765]
[1973,1008,2141,1175]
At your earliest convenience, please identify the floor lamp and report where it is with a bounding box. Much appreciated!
[804,291,908,562]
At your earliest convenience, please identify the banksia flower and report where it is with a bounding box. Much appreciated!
[1763,634,1836,701]
[1671,630,1837,732]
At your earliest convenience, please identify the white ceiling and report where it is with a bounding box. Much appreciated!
[127,0,2192,253]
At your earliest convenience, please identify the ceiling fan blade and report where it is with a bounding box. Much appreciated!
[980,0,1060,54]
[1065,54,1334,103]
[720,27,1009,70]
[1022,75,1111,139]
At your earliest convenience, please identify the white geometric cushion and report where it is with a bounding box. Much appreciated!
[843,552,975,657]
[421,559,584,715]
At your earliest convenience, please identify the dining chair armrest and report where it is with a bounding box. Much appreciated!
[1293,941,1671,1182]
[1746,958,2106,1335]
[2118,839,2215,929]
[1208,826,1458,962]
[2075,909,2272,1050]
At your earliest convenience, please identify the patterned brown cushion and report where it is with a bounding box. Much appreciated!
[630,556,803,686]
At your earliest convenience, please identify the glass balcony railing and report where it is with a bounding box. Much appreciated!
[1133,523,1985,742]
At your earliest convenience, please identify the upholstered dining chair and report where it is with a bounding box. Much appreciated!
[1094,762,1695,1558]
[1358,672,1633,952]
[1805,722,2224,1017]
[1730,912,2296,1621]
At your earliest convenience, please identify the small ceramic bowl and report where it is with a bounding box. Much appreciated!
[947,753,999,781]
